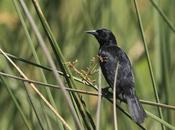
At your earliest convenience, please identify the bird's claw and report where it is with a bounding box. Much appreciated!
[118,92,126,103]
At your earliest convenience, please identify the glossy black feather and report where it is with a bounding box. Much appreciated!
[99,45,134,96]
[87,28,146,124]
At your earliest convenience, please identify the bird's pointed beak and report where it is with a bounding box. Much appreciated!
[85,30,98,36]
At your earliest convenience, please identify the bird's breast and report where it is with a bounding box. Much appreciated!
[98,52,117,86]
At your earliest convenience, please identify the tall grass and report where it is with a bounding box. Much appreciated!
[0,0,175,129]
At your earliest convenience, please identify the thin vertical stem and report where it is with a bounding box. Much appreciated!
[113,63,119,130]
[18,0,82,129]
[96,68,102,130]
[12,0,57,129]
[30,1,96,129]
[133,0,165,130]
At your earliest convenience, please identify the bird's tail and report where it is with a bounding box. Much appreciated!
[126,95,146,124]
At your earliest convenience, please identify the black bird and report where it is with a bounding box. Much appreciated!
[86,28,146,124]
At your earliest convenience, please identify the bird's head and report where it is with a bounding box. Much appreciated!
[86,28,117,46]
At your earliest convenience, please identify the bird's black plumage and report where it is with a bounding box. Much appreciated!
[86,28,146,124]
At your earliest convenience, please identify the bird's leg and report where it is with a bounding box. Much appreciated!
[102,86,113,98]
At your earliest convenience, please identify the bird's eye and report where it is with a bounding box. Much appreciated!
[97,30,106,38]
[101,32,106,37]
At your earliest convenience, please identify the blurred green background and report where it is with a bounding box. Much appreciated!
[0,0,175,130]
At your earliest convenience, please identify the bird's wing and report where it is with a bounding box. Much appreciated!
[99,45,135,91]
